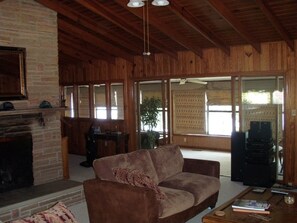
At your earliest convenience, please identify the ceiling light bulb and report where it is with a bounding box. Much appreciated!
[152,0,169,6]
[127,0,144,8]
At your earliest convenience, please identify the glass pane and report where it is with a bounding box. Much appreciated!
[139,82,163,131]
[241,76,284,179]
[94,84,106,119]
[241,77,281,138]
[136,80,168,149]
[78,85,90,118]
[171,77,232,136]
[64,86,74,118]
[208,105,232,135]
[111,83,124,120]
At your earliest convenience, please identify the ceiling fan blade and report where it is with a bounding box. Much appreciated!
[179,78,187,85]
[179,78,207,85]
[187,79,207,85]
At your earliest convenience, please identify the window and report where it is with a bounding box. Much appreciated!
[138,84,165,132]
[171,79,234,136]
[242,91,271,104]
[207,105,239,135]
[63,86,74,118]
[111,83,124,120]
[78,85,90,118]
[61,83,124,120]
[94,84,106,119]
[155,107,168,132]
[241,77,283,136]
[136,80,169,147]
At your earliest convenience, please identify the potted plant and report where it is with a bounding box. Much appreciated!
[140,96,162,149]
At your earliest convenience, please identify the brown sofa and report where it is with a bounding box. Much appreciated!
[83,144,220,223]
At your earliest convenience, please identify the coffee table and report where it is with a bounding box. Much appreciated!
[202,187,297,223]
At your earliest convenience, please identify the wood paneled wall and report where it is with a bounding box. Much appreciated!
[60,40,297,185]
[61,117,127,156]
[132,44,292,77]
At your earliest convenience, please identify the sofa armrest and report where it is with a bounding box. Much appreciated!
[183,158,220,178]
[83,179,159,223]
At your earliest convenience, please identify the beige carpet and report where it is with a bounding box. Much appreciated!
[181,148,231,177]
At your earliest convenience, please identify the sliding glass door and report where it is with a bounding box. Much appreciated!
[240,76,284,179]
[134,75,284,179]
[135,80,169,149]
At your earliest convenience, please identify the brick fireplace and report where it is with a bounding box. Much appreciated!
[0,0,63,185]
[0,1,85,222]
[0,133,33,193]
[0,112,63,188]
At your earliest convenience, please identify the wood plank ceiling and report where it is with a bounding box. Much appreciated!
[34,0,297,65]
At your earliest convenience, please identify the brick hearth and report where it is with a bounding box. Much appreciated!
[0,180,84,222]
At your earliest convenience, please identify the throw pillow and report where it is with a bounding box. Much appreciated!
[112,167,166,200]
[10,202,79,223]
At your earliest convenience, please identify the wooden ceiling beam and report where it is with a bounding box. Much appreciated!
[59,31,116,64]
[59,45,92,62]
[205,0,261,53]
[74,0,178,60]
[58,18,134,63]
[168,0,230,56]
[254,0,294,51]
[35,0,142,55]
[115,0,203,57]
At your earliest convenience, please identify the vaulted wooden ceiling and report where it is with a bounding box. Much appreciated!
[35,0,297,65]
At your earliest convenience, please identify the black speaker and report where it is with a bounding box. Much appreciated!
[231,131,247,182]
[243,162,276,187]
[248,121,272,142]
[245,147,275,164]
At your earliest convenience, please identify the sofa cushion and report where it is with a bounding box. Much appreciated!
[158,186,195,219]
[159,172,220,205]
[112,167,166,200]
[11,202,78,223]
[149,144,184,183]
[93,149,159,183]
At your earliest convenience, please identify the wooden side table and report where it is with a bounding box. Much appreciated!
[202,187,297,223]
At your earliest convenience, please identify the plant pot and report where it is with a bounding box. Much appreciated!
[140,131,160,149]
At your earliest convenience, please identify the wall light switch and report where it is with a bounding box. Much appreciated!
[292,110,296,116]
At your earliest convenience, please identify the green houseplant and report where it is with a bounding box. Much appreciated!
[140,96,162,149]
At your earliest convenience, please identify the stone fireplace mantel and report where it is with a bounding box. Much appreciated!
[0,107,66,117]
[0,107,66,126]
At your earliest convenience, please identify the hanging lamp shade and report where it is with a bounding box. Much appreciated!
[152,0,169,6]
[127,0,144,8]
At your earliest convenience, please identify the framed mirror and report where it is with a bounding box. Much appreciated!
[0,46,27,100]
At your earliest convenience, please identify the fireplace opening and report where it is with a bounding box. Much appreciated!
[0,133,33,193]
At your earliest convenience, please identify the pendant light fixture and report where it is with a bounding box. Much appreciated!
[127,0,145,8]
[127,0,169,56]
[127,0,169,8]
[142,2,150,56]
[152,0,169,6]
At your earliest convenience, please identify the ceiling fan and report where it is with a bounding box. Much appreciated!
[179,78,207,85]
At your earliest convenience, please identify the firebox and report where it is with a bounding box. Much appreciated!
[0,133,34,193]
